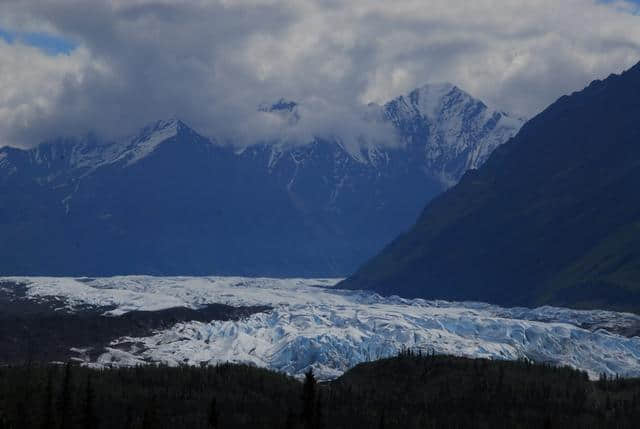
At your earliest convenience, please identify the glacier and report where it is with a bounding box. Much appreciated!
[4,276,640,380]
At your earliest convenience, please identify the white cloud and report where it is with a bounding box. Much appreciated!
[0,0,639,148]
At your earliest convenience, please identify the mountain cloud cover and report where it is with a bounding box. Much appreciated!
[0,0,639,148]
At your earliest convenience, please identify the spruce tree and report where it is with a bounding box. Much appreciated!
[124,405,135,429]
[285,408,295,429]
[0,409,9,429]
[83,376,97,429]
[142,395,159,429]
[208,397,218,429]
[41,370,54,429]
[378,410,385,429]
[314,393,324,429]
[302,368,317,429]
[59,363,73,429]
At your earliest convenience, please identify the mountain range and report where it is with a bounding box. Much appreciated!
[0,84,522,277]
[341,62,640,312]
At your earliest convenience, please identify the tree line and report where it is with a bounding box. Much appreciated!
[1,352,640,428]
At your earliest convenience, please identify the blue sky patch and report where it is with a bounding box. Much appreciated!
[599,0,640,14]
[0,28,76,55]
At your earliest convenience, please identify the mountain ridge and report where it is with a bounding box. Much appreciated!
[0,83,523,277]
[339,61,640,312]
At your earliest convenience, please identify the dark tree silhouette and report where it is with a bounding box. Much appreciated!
[0,409,9,429]
[41,370,54,429]
[302,368,317,428]
[58,363,72,429]
[378,410,385,429]
[0,355,640,428]
[208,397,218,429]
[83,376,97,429]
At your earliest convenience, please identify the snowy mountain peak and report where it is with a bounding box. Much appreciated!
[249,84,523,183]
[137,118,190,138]
[3,84,522,187]
[0,85,524,278]
[116,119,182,165]
[389,82,480,121]
[61,119,197,170]
[409,82,461,116]
[382,83,525,186]
[115,118,207,165]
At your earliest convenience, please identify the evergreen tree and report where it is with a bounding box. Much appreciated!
[142,395,159,429]
[13,399,28,429]
[314,392,323,429]
[124,405,135,429]
[302,368,316,429]
[59,363,73,429]
[41,370,54,429]
[1,355,640,428]
[378,410,385,429]
[0,409,9,429]
[83,376,98,429]
[208,397,218,429]
[285,408,295,429]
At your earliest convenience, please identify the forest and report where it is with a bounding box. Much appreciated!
[1,352,640,428]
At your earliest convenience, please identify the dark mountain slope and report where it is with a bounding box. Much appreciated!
[0,86,521,277]
[340,62,640,312]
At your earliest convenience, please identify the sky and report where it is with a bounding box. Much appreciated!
[0,0,639,148]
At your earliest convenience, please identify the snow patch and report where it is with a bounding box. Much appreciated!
[411,82,457,119]
[117,119,180,166]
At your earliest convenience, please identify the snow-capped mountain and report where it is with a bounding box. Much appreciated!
[339,61,640,313]
[382,83,524,186]
[0,85,523,277]
[5,119,198,173]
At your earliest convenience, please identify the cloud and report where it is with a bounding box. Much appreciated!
[0,0,639,148]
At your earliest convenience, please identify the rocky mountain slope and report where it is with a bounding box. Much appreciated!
[0,85,522,277]
[341,62,640,312]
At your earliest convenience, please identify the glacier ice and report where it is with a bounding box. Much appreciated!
[5,276,640,380]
